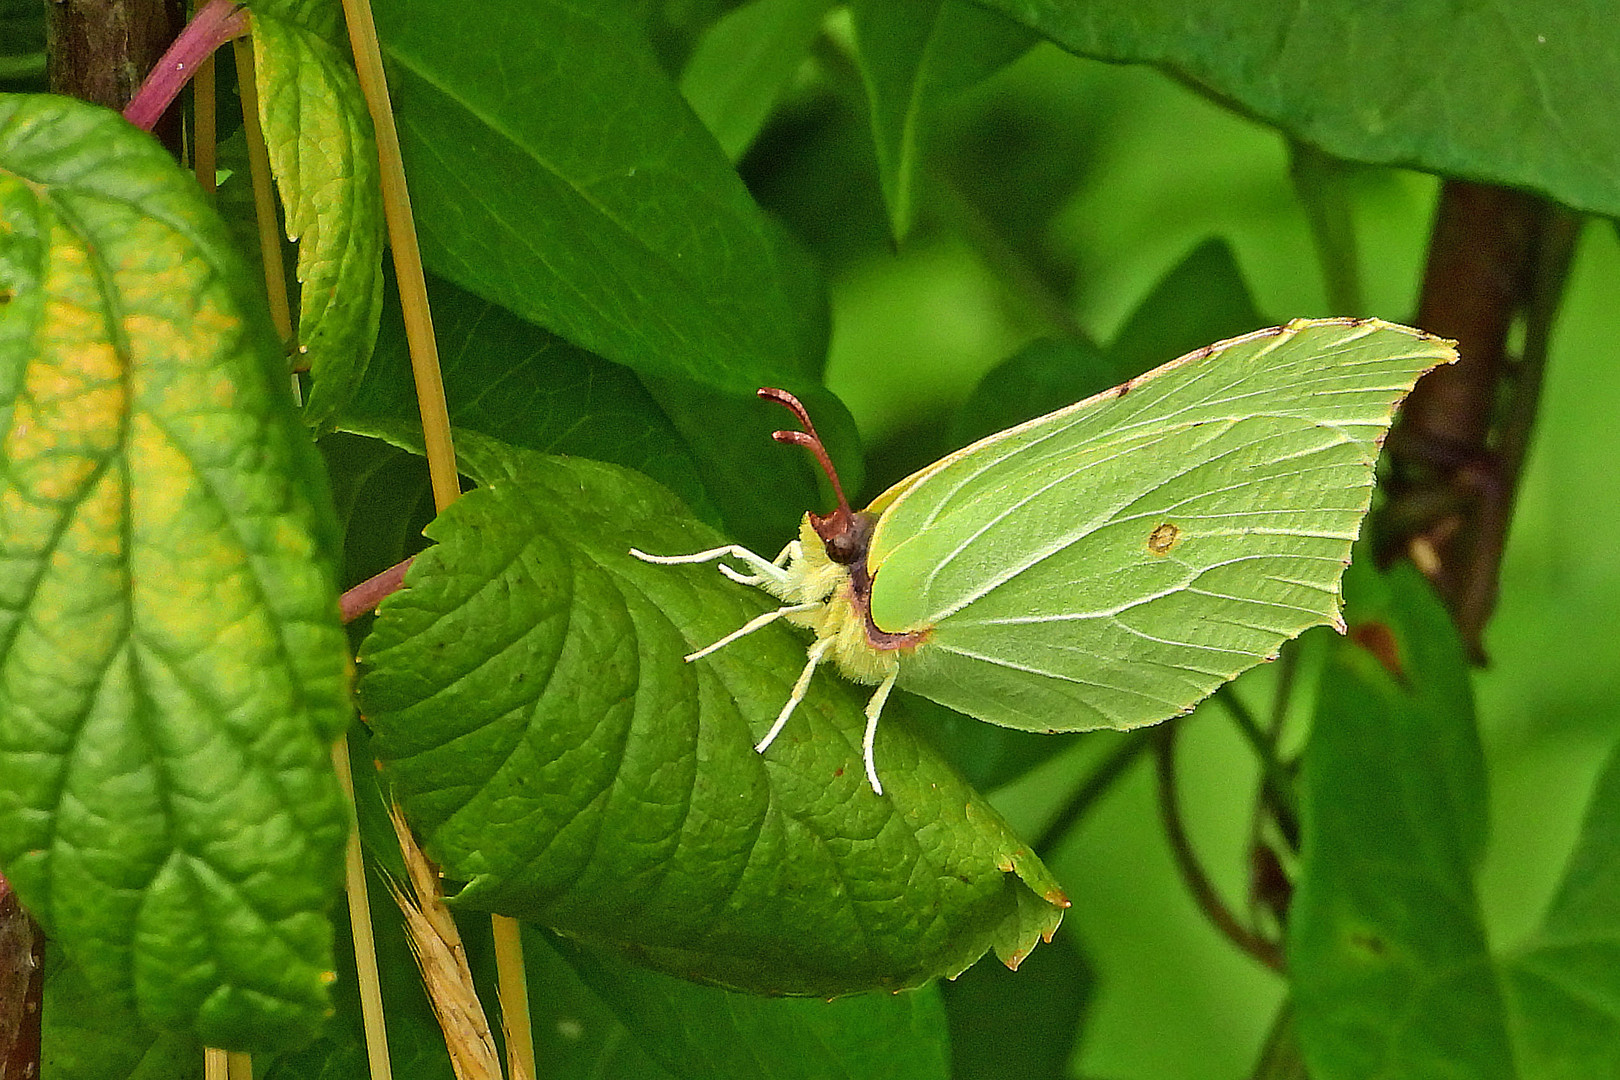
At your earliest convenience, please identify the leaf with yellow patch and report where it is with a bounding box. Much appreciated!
[0,93,351,1051]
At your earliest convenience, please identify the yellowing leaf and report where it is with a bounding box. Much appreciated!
[0,93,350,1051]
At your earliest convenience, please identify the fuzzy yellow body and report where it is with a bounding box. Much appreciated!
[764,517,902,687]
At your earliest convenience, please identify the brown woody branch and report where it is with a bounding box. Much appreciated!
[1379,180,1580,660]
[49,0,187,153]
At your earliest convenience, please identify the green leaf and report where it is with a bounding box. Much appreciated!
[956,238,1261,446]
[357,437,1066,997]
[1290,560,1620,1077]
[344,271,717,525]
[341,268,845,555]
[975,0,1620,217]
[549,929,952,1080]
[940,927,1090,1080]
[251,7,387,428]
[952,336,1122,446]
[370,0,822,393]
[319,432,435,593]
[681,0,836,162]
[1106,237,1263,371]
[1289,559,1507,1078]
[1501,741,1620,1078]
[42,948,202,1080]
[518,927,680,1080]
[0,94,350,1050]
[849,0,1035,241]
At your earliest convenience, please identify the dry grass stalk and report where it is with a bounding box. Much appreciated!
[385,803,504,1080]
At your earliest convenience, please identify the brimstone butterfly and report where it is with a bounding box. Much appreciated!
[635,318,1457,794]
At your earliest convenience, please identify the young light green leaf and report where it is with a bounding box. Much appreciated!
[250,7,386,428]
[681,0,835,162]
[357,438,1066,997]
[250,0,345,49]
[850,0,1034,242]
[975,0,1620,218]
[0,94,350,1050]
[369,0,821,394]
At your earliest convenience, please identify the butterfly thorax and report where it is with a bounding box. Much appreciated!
[763,515,929,685]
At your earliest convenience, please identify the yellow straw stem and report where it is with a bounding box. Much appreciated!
[192,52,216,193]
[333,738,395,1080]
[338,0,459,512]
[492,915,536,1080]
[338,0,536,1072]
[230,36,293,344]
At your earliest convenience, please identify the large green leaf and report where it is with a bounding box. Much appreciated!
[370,0,821,394]
[975,0,1620,217]
[1290,560,1620,1077]
[0,94,350,1050]
[250,2,386,428]
[357,437,1065,996]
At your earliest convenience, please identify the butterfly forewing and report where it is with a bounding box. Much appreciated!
[865,318,1455,733]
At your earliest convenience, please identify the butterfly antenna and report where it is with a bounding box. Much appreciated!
[758,387,852,517]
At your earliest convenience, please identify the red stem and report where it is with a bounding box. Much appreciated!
[341,557,414,624]
[123,0,249,132]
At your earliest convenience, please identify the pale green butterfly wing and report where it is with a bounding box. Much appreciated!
[866,318,1456,732]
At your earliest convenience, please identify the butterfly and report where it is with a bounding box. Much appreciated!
[635,318,1456,794]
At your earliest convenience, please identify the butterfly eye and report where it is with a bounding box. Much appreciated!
[809,508,874,567]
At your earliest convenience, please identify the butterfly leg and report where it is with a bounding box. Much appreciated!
[630,543,795,588]
[755,635,833,755]
[861,666,900,795]
[683,601,821,662]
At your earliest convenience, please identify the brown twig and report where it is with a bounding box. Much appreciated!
[1153,723,1286,973]
[0,872,44,1080]
[1380,180,1580,660]
[49,0,187,152]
